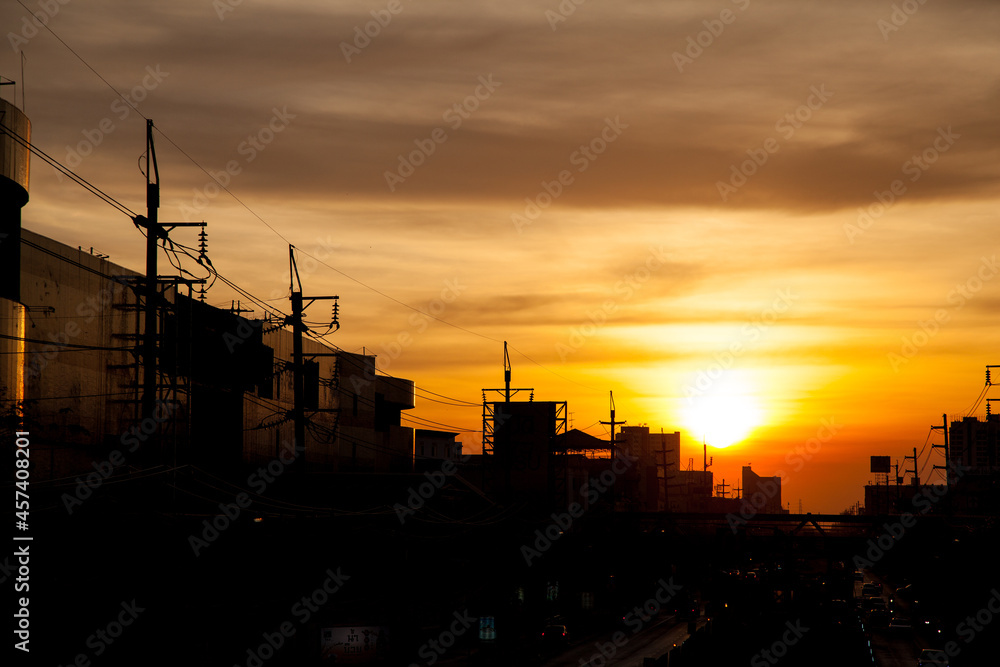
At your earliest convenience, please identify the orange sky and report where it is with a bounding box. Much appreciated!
[4,0,999,512]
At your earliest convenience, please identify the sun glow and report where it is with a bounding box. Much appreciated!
[681,376,763,448]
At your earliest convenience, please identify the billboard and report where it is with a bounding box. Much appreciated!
[870,456,891,474]
[320,626,389,663]
[478,616,495,642]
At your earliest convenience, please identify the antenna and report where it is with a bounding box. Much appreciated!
[600,391,625,461]
[481,341,533,456]
[504,342,511,402]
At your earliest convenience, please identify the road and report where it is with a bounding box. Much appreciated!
[541,614,698,667]
[855,573,927,667]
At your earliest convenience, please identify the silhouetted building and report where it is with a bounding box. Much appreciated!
[2,184,416,478]
[415,429,461,461]
[486,400,565,505]
[670,469,714,512]
[949,415,1000,475]
[617,426,680,512]
[742,465,786,514]
[0,97,30,427]
[862,482,949,515]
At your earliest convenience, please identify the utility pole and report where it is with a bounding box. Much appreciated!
[288,246,339,471]
[141,120,159,453]
[600,391,625,462]
[717,478,729,498]
[656,429,674,511]
[504,343,511,402]
[481,341,533,457]
[133,120,206,462]
[600,391,625,511]
[931,413,950,486]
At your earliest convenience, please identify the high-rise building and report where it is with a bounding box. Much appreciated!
[617,426,680,511]
[949,415,1000,475]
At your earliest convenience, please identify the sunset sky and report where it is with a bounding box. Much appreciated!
[4,0,999,512]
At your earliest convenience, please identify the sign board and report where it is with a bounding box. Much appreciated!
[870,456,891,474]
[479,616,495,642]
[320,626,389,663]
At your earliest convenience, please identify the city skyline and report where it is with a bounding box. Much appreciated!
[4,0,999,513]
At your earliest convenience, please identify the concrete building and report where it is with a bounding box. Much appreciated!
[949,415,1000,476]
[617,426,680,512]
[670,469,715,512]
[415,429,462,461]
[1,98,416,478]
[742,465,785,514]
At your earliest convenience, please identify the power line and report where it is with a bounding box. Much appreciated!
[401,414,479,433]
[20,11,601,400]
[917,427,933,460]
[0,120,136,218]
[14,0,145,120]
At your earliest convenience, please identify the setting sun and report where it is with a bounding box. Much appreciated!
[681,376,763,448]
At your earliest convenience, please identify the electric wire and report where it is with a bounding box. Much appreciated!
[0,121,137,218]
[8,23,600,458]
[917,427,933,461]
[17,0,605,400]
